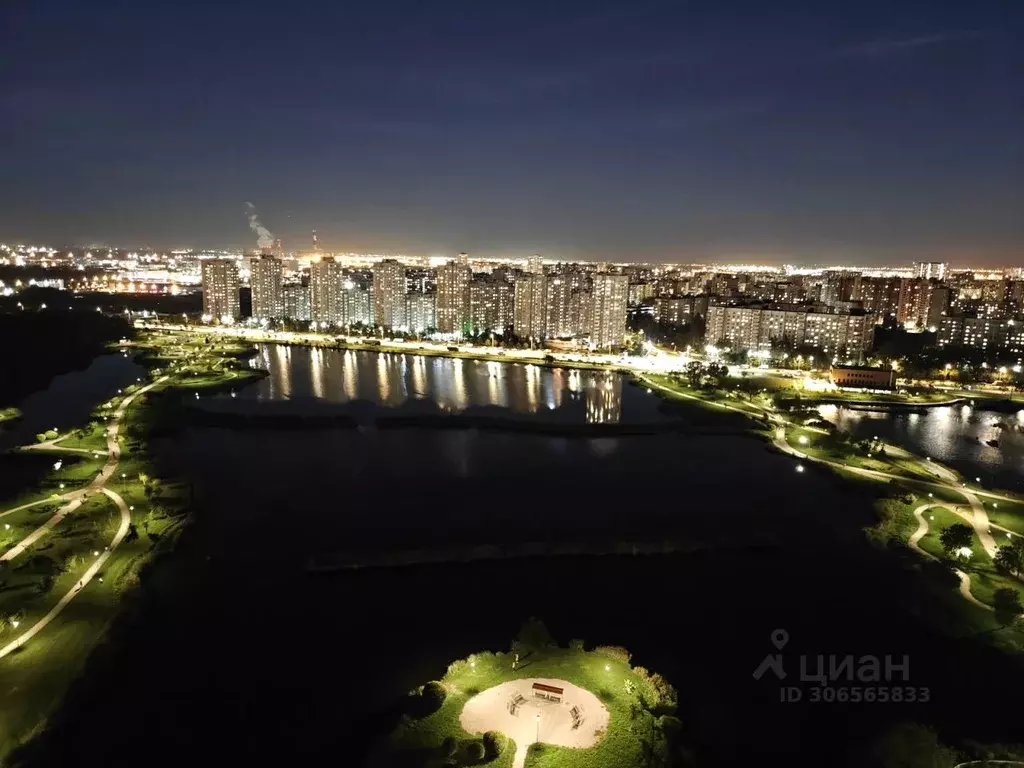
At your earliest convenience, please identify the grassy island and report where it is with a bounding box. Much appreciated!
[373,619,682,768]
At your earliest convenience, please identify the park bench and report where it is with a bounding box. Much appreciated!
[532,682,564,703]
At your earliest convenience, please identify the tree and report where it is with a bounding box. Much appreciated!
[993,588,1023,627]
[939,524,973,558]
[994,540,1024,579]
[705,362,729,388]
[684,361,704,388]
[862,722,958,768]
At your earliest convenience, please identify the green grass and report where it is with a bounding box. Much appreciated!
[383,647,675,768]
[0,340,206,760]
[916,505,964,560]
[984,500,1024,537]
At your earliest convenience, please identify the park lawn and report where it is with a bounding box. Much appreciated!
[388,647,669,768]
[49,421,110,453]
[0,454,106,516]
[984,500,1024,537]
[786,427,952,484]
[916,506,968,560]
[787,389,960,405]
[640,373,770,419]
[0,375,191,760]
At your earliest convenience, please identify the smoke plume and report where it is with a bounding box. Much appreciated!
[244,202,275,249]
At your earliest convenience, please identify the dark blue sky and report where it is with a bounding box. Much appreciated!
[1,0,1021,264]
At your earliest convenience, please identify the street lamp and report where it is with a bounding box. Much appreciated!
[535,714,541,743]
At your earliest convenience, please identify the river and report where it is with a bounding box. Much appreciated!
[230,343,671,424]
[0,351,145,452]
[820,402,1024,489]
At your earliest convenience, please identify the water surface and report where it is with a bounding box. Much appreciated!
[233,343,670,424]
[820,403,1024,489]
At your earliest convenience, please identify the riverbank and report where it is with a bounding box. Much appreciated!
[0,333,252,762]
[778,395,965,412]
[135,322,636,374]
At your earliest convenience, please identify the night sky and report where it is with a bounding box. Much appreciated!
[1,0,1021,265]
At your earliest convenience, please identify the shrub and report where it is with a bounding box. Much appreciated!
[514,617,555,653]
[483,731,506,759]
[594,645,631,664]
[407,681,446,718]
[440,736,458,757]
[633,666,679,715]
[422,681,446,708]
[465,741,485,762]
[446,658,470,678]
[569,638,585,651]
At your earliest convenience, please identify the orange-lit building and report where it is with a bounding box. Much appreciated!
[829,366,896,390]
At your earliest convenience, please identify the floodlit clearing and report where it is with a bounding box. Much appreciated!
[460,678,609,768]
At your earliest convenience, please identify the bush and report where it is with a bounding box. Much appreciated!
[483,731,506,759]
[633,666,679,715]
[440,736,458,757]
[514,617,555,653]
[594,645,632,664]
[465,741,485,762]
[422,681,446,708]
[569,638,585,651]
[407,681,446,718]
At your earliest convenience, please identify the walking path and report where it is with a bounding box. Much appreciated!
[0,488,131,658]
[22,434,104,457]
[908,504,991,611]
[774,424,1007,611]
[0,378,166,659]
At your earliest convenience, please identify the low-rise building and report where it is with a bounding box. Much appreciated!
[830,366,896,390]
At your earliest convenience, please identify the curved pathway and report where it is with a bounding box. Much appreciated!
[0,378,166,659]
[908,503,991,611]
[22,434,105,457]
[774,425,1008,611]
[0,488,131,658]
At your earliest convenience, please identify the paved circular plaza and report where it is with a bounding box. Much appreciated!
[459,678,609,768]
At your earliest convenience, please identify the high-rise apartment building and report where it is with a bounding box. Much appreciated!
[406,290,436,333]
[201,259,240,321]
[310,257,342,326]
[527,254,543,275]
[341,281,372,326]
[915,262,948,281]
[513,274,547,339]
[854,277,902,321]
[372,258,407,330]
[282,283,311,321]
[436,262,472,335]
[705,304,873,359]
[589,273,629,349]
[469,277,514,335]
[819,270,861,308]
[546,276,575,337]
[250,255,283,320]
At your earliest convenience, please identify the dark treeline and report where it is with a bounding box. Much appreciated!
[0,305,131,405]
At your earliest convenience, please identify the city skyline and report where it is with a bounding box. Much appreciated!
[1,1,1021,265]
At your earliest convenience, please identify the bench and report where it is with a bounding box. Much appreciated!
[532,682,564,703]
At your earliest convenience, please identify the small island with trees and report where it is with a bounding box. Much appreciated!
[370,619,683,768]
